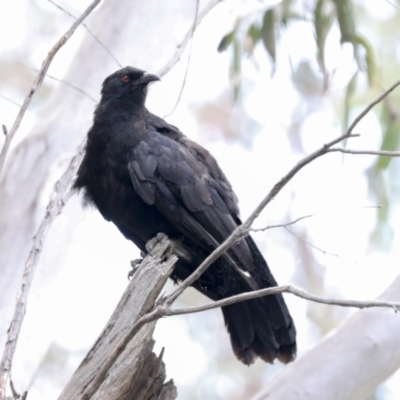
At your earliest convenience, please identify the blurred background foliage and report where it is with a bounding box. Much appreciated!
[1,0,400,399]
[216,0,400,250]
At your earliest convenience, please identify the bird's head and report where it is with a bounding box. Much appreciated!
[100,66,160,106]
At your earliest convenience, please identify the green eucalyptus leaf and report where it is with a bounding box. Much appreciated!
[376,100,400,171]
[261,9,276,65]
[246,23,261,55]
[281,0,295,25]
[354,34,376,85]
[314,0,334,72]
[333,0,356,44]
[217,30,236,53]
[232,38,242,102]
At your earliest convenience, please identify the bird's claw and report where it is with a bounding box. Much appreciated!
[128,258,143,280]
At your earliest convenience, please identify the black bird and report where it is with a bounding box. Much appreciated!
[74,66,296,365]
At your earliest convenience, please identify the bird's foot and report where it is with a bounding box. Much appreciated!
[128,234,172,279]
[128,251,146,280]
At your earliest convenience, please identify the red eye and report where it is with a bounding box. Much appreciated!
[121,75,130,83]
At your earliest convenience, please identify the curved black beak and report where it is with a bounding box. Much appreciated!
[135,73,160,86]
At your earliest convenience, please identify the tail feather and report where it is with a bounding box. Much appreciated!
[221,235,296,365]
[222,295,296,365]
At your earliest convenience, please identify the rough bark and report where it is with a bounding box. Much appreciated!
[251,275,400,400]
[59,237,178,400]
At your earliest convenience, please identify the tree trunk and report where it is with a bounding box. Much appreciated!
[252,275,400,400]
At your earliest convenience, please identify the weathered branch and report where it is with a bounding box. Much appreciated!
[164,285,400,316]
[0,0,101,177]
[59,237,178,400]
[328,148,400,156]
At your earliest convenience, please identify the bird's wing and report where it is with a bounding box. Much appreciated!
[147,111,240,219]
[127,129,244,254]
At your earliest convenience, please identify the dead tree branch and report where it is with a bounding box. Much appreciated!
[328,148,400,156]
[59,237,178,400]
[164,285,400,316]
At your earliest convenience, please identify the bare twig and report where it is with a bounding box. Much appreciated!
[251,205,381,232]
[156,0,224,77]
[0,141,85,397]
[10,379,19,399]
[18,62,98,103]
[0,0,101,177]
[347,79,400,135]
[164,0,199,118]
[251,206,380,259]
[164,284,400,315]
[328,148,400,157]
[284,226,351,260]
[48,0,122,68]
[164,80,400,306]
[252,213,320,232]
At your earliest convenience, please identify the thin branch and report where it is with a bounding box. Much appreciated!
[328,148,400,157]
[0,141,86,396]
[156,0,224,77]
[251,205,381,232]
[252,213,320,232]
[18,62,98,103]
[164,80,400,306]
[48,0,122,68]
[164,0,199,118]
[284,226,352,261]
[164,284,400,315]
[0,0,101,178]
[347,79,400,135]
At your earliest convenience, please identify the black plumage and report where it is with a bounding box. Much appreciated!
[74,66,296,365]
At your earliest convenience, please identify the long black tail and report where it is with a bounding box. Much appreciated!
[171,234,296,365]
[221,236,296,365]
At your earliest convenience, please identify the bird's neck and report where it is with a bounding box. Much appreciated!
[94,97,147,124]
